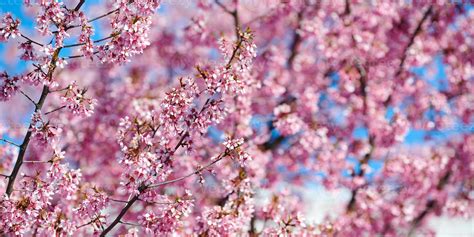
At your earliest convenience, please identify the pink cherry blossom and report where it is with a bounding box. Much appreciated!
[0,1,472,236]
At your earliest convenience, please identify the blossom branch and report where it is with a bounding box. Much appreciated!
[346,59,375,212]
[288,11,304,69]
[100,148,231,236]
[407,169,452,236]
[148,149,229,189]
[4,0,88,197]
[99,186,144,236]
[384,5,433,106]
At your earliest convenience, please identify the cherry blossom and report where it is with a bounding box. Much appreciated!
[0,0,472,236]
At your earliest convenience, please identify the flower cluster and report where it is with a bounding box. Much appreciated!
[98,0,161,63]
[30,112,62,145]
[224,137,251,166]
[35,1,66,36]
[78,12,94,59]
[0,72,19,101]
[0,13,20,41]
[139,193,194,234]
[74,187,109,220]
[61,82,97,117]
[0,1,472,236]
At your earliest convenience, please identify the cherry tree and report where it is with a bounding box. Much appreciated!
[0,0,472,236]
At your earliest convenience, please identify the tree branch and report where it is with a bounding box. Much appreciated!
[384,5,433,106]
[407,169,451,236]
[19,89,37,107]
[99,190,142,236]
[0,138,20,147]
[215,0,240,39]
[20,33,44,47]
[45,105,67,115]
[287,11,304,69]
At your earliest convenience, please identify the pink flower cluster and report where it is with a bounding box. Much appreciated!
[0,13,20,41]
[61,82,97,117]
[30,112,62,145]
[0,0,472,236]
[0,72,19,101]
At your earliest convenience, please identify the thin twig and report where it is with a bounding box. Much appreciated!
[384,5,433,106]
[119,221,141,227]
[215,0,233,14]
[109,198,128,204]
[215,0,240,39]
[0,173,9,178]
[19,89,37,107]
[0,138,20,147]
[62,34,115,48]
[74,0,86,11]
[53,5,120,33]
[45,105,67,115]
[148,150,229,189]
[23,160,49,164]
[65,51,100,59]
[20,33,44,47]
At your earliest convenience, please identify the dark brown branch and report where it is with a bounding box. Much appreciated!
[100,186,144,236]
[344,0,351,16]
[384,5,433,106]
[215,0,240,39]
[74,0,86,11]
[87,8,119,23]
[407,170,451,236]
[287,11,304,69]
[20,33,44,47]
[6,84,51,196]
[346,136,374,212]
[65,51,100,59]
[19,89,37,106]
[346,60,374,212]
